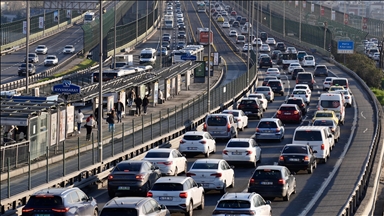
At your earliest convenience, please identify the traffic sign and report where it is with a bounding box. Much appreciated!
[52,80,81,94]
[181,54,197,61]
[337,40,354,54]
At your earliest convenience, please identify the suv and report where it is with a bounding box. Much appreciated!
[292,68,305,80]
[147,177,204,215]
[237,97,263,119]
[314,65,329,77]
[35,45,48,54]
[276,104,303,123]
[253,118,285,142]
[18,63,36,76]
[259,56,273,68]
[278,144,317,174]
[203,114,238,140]
[24,53,39,63]
[262,76,278,86]
[107,161,162,197]
[267,80,284,96]
[100,197,169,216]
[286,97,307,115]
[44,55,59,66]
[276,42,286,52]
[296,72,315,90]
[22,187,98,216]
[260,32,268,41]
[212,193,272,216]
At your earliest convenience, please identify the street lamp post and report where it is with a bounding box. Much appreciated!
[323,21,327,50]
[26,1,30,95]
[283,1,286,37]
[207,0,211,113]
[113,1,117,69]
[246,0,250,86]
[98,1,105,163]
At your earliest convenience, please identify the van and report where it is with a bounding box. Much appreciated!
[236,35,245,44]
[260,32,268,42]
[318,93,345,125]
[292,126,334,163]
[203,114,238,140]
[139,48,157,65]
[331,78,349,90]
[296,72,315,90]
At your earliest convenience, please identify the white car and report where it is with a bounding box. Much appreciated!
[222,138,262,167]
[222,21,230,28]
[294,84,312,95]
[265,68,281,79]
[221,11,228,16]
[335,90,353,107]
[63,45,75,54]
[266,37,276,45]
[255,86,275,102]
[147,177,204,215]
[288,63,302,74]
[229,30,238,37]
[179,131,216,157]
[176,13,183,18]
[44,55,58,66]
[291,89,311,104]
[372,52,380,61]
[143,149,187,176]
[35,45,48,55]
[301,55,316,67]
[221,109,248,131]
[242,43,253,52]
[248,93,268,111]
[286,47,297,53]
[252,38,262,46]
[323,77,334,91]
[259,44,271,52]
[187,159,235,194]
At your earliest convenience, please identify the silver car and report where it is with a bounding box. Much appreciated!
[312,119,341,143]
[204,114,238,140]
[253,118,285,141]
[254,86,275,102]
[100,197,170,216]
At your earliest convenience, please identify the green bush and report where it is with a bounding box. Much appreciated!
[371,88,384,106]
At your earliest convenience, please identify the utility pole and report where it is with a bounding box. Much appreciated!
[113,1,116,69]
[246,0,250,86]
[283,1,286,37]
[98,1,104,163]
[207,0,212,113]
[159,0,163,68]
[299,2,302,43]
[26,1,30,95]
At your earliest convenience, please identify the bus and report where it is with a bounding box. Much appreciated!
[91,65,153,83]
[197,3,206,12]
[281,53,299,69]
[84,12,95,23]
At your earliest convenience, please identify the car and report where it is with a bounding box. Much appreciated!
[143,149,187,176]
[228,29,238,37]
[166,10,173,16]
[258,53,270,60]
[187,159,235,194]
[301,55,316,67]
[236,15,242,21]
[259,56,273,68]
[35,45,48,54]
[203,114,238,140]
[247,165,297,201]
[100,197,170,216]
[262,76,278,86]
[212,192,272,216]
[228,18,235,25]
[18,63,36,76]
[271,50,282,60]
[162,33,171,39]
[252,38,262,46]
[278,143,317,174]
[157,47,168,56]
[248,93,268,111]
[312,119,341,143]
[372,52,380,61]
[232,21,240,27]
[237,97,263,119]
[177,31,186,39]
[22,187,98,216]
[335,89,353,107]
[221,109,248,131]
[267,79,284,96]
[297,51,307,61]
[314,65,329,77]
[236,35,246,44]
[162,36,170,42]
[63,45,75,54]
[217,15,225,22]
[253,118,285,142]
[147,177,204,215]
[176,13,184,18]
[259,44,271,52]
[178,23,186,30]
[288,63,302,74]
[162,41,170,50]
[294,84,312,96]
[179,131,216,157]
[222,21,230,28]
[292,68,305,80]
[323,77,334,91]
[276,104,303,123]
[296,72,315,90]
[176,18,183,25]
[331,78,349,90]
[266,67,281,79]
[290,89,311,104]
[221,11,228,16]
[107,160,162,197]
[24,53,39,63]
[276,42,286,52]
[230,11,237,16]
[44,55,59,66]
[255,86,275,102]
[312,110,339,125]
[328,85,345,92]
[242,43,253,52]
[176,41,186,50]
[222,138,262,167]
[286,47,297,54]
[286,97,307,115]
[266,37,276,45]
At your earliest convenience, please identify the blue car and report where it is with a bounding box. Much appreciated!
[252,118,285,142]
[157,47,168,56]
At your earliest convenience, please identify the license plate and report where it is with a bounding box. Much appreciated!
[202,183,209,187]
[232,152,242,155]
[272,87,277,89]
[159,196,173,201]
[245,111,252,114]
[188,147,197,150]
[261,182,273,185]
[289,158,300,161]
[284,113,291,115]
[36,214,50,216]
[118,186,130,190]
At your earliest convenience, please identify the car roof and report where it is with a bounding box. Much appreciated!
[259,118,280,122]
[256,86,271,90]
[256,165,285,171]
[146,148,174,153]
[222,109,240,113]
[194,158,223,164]
[219,192,256,200]
[228,138,252,142]
[154,176,190,184]
[295,126,329,131]
[184,131,207,135]
[241,97,258,101]
[284,143,308,147]
[315,110,336,114]
[118,160,145,164]
[280,104,298,107]
[287,97,305,101]
[294,84,309,87]
[33,188,75,196]
[104,197,150,208]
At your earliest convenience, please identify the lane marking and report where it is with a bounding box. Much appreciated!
[363,128,368,133]
[361,111,366,119]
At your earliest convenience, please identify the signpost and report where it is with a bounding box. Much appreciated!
[337,40,354,54]
[52,80,81,94]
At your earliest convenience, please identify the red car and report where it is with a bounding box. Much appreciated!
[276,104,303,123]
[231,11,237,16]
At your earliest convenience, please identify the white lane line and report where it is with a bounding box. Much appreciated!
[298,93,358,216]
[363,128,368,133]
[361,111,366,119]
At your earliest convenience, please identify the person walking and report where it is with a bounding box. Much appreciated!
[75,109,84,135]
[107,110,116,132]
[142,95,149,115]
[134,95,143,116]
[128,89,136,107]
[85,114,95,141]
[115,99,124,123]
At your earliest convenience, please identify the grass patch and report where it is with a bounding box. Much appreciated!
[371,88,384,106]
[38,58,97,82]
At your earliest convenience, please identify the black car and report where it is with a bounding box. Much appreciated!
[178,31,186,39]
[176,41,186,50]
[276,53,284,65]
[260,32,268,42]
[271,50,282,60]
[276,42,286,52]
[107,161,161,197]
[259,57,273,68]
[178,23,186,30]
[278,144,317,174]
[213,11,219,17]
[232,21,240,27]
[162,36,171,42]
[291,68,305,80]
[18,63,36,76]
[229,18,235,25]
[236,15,242,21]
[237,98,263,119]
[162,41,171,50]
[286,97,307,115]
[267,80,284,96]
[313,65,329,77]
[240,17,247,25]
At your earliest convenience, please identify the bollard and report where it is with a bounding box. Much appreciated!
[28,151,31,190]
[159,111,162,136]
[150,114,153,140]
[168,108,170,133]
[7,158,10,198]
[122,123,125,152]
[78,137,80,171]
[132,119,135,147]
[63,141,66,176]
[142,115,144,144]
[46,146,49,183]
[112,129,115,157]
[175,105,177,130]
[92,133,95,165]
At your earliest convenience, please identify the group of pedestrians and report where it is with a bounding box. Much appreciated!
[128,89,150,116]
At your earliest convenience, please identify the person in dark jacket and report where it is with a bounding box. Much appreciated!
[142,95,150,115]
[115,99,124,123]
[107,110,116,132]
[134,95,143,116]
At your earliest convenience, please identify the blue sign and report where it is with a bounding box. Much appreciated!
[181,54,197,61]
[53,80,81,94]
[337,41,354,54]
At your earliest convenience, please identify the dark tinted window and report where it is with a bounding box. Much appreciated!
[305,56,314,60]
[293,90,306,94]
[315,112,334,118]
[183,135,203,140]
[287,99,303,106]
[313,120,334,126]
[297,74,313,80]
[268,81,281,87]
[253,170,281,179]
[217,200,251,208]
[332,80,347,86]
[191,163,218,169]
[25,196,63,208]
[145,152,170,158]
[240,100,256,105]
[258,121,277,128]
[279,106,296,111]
[293,69,305,73]
[114,163,142,172]
[261,57,271,62]
[294,131,322,141]
[237,35,245,40]
[207,116,227,126]
[256,87,269,91]
[320,100,340,108]
[282,145,308,154]
[151,183,184,191]
[282,53,297,60]
[227,141,250,148]
[100,208,138,216]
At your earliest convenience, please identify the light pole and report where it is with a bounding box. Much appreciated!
[207,0,211,113]
[26,1,30,95]
[136,2,139,44]
[159,0,163,68]
[113,0,116,69]
[323,21,327,50]
[379,38,384,69]
[283,1,286,37]
[269,2,271,31]
[299,2,302,43]
[98,1,105,163]
[246,0,250,86]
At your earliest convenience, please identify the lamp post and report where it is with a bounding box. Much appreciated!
[323,21,327,50]
[26,1,30,95]
[379,38,384,69]
[299,2,302,43]
[246,0,250,86]
[207,0,211,113]
[113,0,116,69]
[283,0,286,37]
[159,0,163,68]
[98,1,105,163]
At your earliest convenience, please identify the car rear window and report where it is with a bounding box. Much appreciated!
[207,116,227,126]
[315,112,333,118]
[293,91,306,94]
[227,141,249,148]
[222,111,239,117]
[294,131,322,141]
[26,196,63,208]
[332,80,347,86]
[151,183,184,191]
[256,87,268,91]
[282,146,307,154]
[237,36,245,40]
[297,74,312,79]
[192,163,218,169]
[100,208,138,216]
[240,100,256,105]
[268,81,280,86]
[293,69,305,73]
[145,152,170,158]
[253,169,281,179]
[183,135,203,140]
[320,100,341,108]
[305,56,314,60]
[114,163,141,172]
[313,120,334,126]
[279,106,296,111]
[217,200,251,208]
[287,99,303,106]
[258,121,277,128]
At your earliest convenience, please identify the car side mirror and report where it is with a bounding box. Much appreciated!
[197,183,203,187]
[266,200,272,205]
[154,166,160,170]
[230,165,235,169]
[160,204,167,210]
[313,150,318,153]
[328,134,332,138]
[182,153,187,157]
[87,196,94,202]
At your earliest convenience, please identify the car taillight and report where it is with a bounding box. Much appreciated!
[203,123,207,131]
[147,191,153,197]
[324,82,329,84]
[294,111,299,114]
[311,80,315,84]
[301,104,305,107]
[256,128,260,132]
[291,94,294,97]
[199,140,206,144]
[180,140,185,144]
[296,80,298,84]
[331,128,335,132]
[158,161,173,166]
[321,144,325,150]
[227,123,231,132]
[276,128,281,132]
[305,95,308,98]
[279,156,284,161]
[237,118,241,122]
[179,192,188,198]
[246,150,252,155]
[278,84,281,86]
[136,174,144,180]
[304,156,309,161]
[249,178,255,184]
[277,110,281,114]
[211,173,222,178]
[186,172,196,177]
[278,179,286,185]
[268,92,271,95]
[52,208,69,213]
[22,208,34,213]
[108,174,114,180]
[223,150,228,155]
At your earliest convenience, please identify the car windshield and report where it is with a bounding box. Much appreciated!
[294,131,322,141]
[192,163,218,169]
[207,116,227,126]
[37,46,45,49]
[268,81,280,87]
[258,121,277,128]
[151,183,184,191]
[295,86,307,89]
[256,87,268,91]
[293,91,306,95]
[28,54,35,57]
[100,208,138,216]
[290,64,300,67]
[217,200,251,208]
[145,152,170,158]
[253,169,281,179]
[114,163,141,172]
[183,135,203,140]
[298,74,312,79]
[332,80,347,86]
[47,56,55,59]
[313,120,334,126]
[305,56,314,60]
[282,146,307,154]
[26,196,63,208]
[65,46,72,49]
[315,112,333,118]
[227,141,249,148]
[240,100,256,105]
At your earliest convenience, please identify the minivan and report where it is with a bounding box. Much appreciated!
[296,72,315,90]
[236,35,246,44]
[292,126,334,163]
[203,114,238,140]
[318,93,345,125]
[331,78,349,90]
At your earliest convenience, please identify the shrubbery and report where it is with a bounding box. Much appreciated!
[371,88,384,105]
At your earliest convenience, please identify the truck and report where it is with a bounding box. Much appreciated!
[110,54,133,69]
[196,27,213,45]
[281,53,299,69]
[164,15,174,29]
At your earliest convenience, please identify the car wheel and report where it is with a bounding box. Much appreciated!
[323,156,327,164]
[283,190,290,201]
[93,209,98,216]
[174,167,178,176]
[240,124,244,131]
[205,149,210,158]
[108,190,115,198]
[229,176,235,188]
[220,182,227,195]
[307,163,313,174]
[252,158,257,168]
[313,160,317,169]
[185,202,193,216]
[142,182,150,196]
[198,195,205,210]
